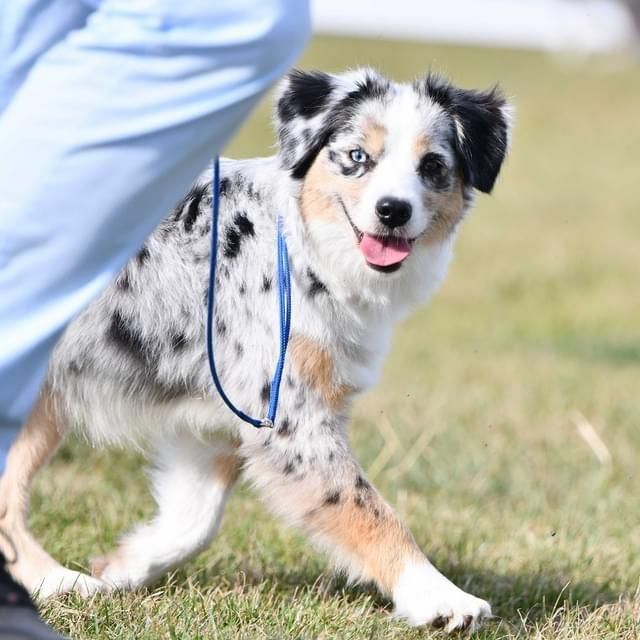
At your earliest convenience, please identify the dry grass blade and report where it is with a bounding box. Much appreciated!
[570,410,612,465]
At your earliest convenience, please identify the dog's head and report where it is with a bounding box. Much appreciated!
[275,68,511,295]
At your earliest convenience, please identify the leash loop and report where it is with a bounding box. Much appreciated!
[206,158,291,429]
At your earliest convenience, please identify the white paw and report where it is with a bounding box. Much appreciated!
[35,567,106,599]
[393,561,491,633]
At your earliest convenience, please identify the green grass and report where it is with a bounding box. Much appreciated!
[37,36,640,638]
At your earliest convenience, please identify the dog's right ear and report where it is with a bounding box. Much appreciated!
[275,68,388,180]
[275,70,336,180]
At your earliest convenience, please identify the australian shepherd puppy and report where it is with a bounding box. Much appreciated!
[0,68,510,633]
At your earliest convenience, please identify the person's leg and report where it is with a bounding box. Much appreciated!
[0,0,310,613]
[0,0,92,114]
[0,0,310,436]
[0,0,94,480]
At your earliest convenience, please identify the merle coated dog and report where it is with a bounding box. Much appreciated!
[0,68,510,633]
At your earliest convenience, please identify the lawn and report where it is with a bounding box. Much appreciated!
[37,36,640,638]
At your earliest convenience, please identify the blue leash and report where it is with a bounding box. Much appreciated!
[206,158,292,429]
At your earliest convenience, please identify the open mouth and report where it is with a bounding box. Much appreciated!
[337,197,414,273]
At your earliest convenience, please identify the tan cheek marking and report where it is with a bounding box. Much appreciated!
[362,119,387,157]
[306,490,422,594]
[421,179,466,246]
[289,334,354,410]
[300,153,338,223]
[300,151,371,223]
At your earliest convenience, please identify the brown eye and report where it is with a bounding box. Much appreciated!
[419,153,449,188]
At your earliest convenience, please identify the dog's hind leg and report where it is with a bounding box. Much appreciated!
[0,392,104,598]
[91,431,240,589]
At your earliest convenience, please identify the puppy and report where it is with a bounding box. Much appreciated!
[0,68,510,633]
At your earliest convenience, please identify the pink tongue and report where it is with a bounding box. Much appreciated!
[359,233,411,267]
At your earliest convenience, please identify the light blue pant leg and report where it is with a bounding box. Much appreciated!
[0,0,310,472]
[0,0,95,470]
[0,0,93,114]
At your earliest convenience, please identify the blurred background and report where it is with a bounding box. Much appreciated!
[43,2,640,637]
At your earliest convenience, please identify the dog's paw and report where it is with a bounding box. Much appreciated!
[90,549,150,590]
[35,567,106,599]
[392,561,491,633]
[90,551,133,589]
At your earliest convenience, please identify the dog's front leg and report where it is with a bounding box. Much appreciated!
[243,429,491,633]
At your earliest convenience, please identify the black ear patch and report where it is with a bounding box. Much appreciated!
[423,75,511,193]
[277,70,334,122]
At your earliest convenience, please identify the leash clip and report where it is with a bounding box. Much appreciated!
[259,418,274,429]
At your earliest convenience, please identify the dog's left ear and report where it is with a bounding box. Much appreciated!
[424,76,512,193]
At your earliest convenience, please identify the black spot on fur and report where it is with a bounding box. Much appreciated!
[295,453,303,465]
[171,332,187,351]
[136,245,150,265]
[260,381,271,403]
[223,213,255,259]
[261,275,272,293]
[328,451,335,463]
[278,417,293,437]
[324,491,342,506]
[219,177,231,196]
[224,228,241,259]
[216,318,227,336]
[280,70,334,121]
[354,495,365,509]
[235,212,254,236]
[307,268,328,297]
[420,74,509,193]
[355,475,371,491]
[239,283,246,296]
[108,311,148,362]
[116,270,130,291]
[234,341,243,357]
[182,186,208,233]
[68,360,82,375]
[283,461,296,475]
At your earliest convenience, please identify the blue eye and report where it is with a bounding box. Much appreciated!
[349,148,369,164]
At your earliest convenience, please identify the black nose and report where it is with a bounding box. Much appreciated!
[375,197,412,228]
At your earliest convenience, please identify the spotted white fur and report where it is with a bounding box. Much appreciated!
[1,68,510,633]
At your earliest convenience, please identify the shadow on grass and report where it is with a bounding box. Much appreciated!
[167,558,623,631]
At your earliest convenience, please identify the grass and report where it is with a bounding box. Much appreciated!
[36,36,640,638]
